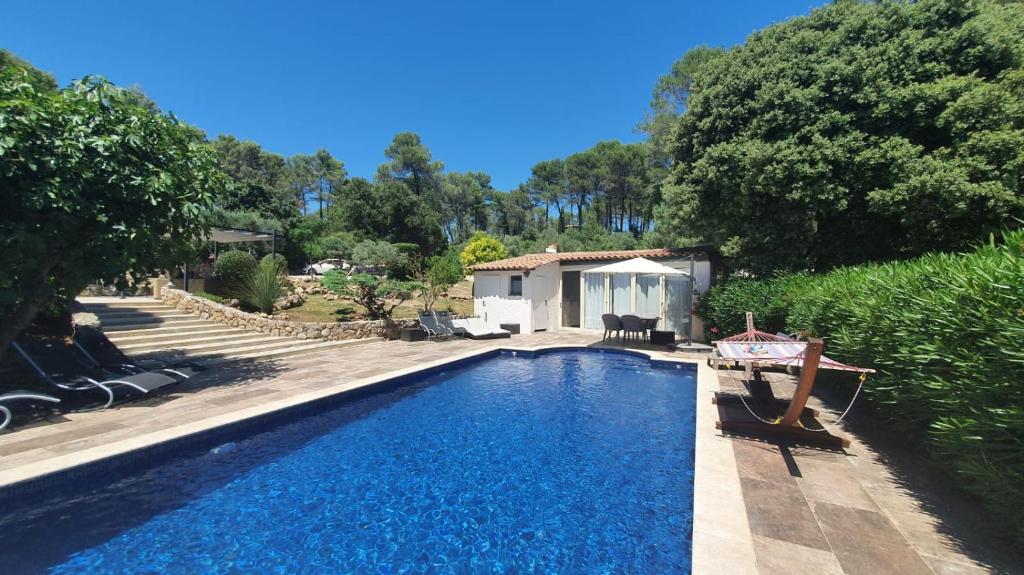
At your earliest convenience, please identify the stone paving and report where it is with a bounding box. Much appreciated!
[715,369,1022,575]
[0,330,1019,574]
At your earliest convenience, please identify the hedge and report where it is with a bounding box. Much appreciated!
[699,229,1024,544]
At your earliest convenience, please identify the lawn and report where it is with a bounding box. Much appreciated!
[279,280,475,323]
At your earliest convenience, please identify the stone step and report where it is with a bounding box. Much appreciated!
[129,335,300,358]
[100,313,198,327]
[80,299,169,310]
[89,308,185,320]
[106,326,244,344]
[104,323,232,340]
[104,318,215,333]
[117,331,273,354]
[193,337,385,367]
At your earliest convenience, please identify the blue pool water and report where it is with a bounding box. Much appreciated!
[0,350,696,574]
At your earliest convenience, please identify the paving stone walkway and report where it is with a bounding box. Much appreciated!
[0,330,1018,573]
[715,369,1022,574]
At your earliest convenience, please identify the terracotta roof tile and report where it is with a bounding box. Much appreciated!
[469,248,677,271]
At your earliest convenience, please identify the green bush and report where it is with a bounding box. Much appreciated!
[214,250,256,286]
[230,257,287,314]
[459,232,507,269]
[261,253,288,272]
[698,230,1024,543]
[697,276,792,339]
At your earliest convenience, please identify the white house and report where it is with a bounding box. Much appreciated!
[469,246,716,341]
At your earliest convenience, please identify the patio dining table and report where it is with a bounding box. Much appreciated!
[637,315,660,338]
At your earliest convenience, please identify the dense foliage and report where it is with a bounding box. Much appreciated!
[661,0,1024,273]
[214,250,257,286]
[421,252,465,311]
[0,64,223,356]
[698,229,1024,543]
[322,271,421,324]
[459,232,507,269]
[230,257,288,314]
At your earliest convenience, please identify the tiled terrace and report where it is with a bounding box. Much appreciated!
[0,330,1019,574]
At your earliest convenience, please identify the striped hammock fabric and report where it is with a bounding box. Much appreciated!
[715,341,875,373]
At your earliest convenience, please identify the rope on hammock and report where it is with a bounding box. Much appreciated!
[723,368,868,432]
[794,372,867,433]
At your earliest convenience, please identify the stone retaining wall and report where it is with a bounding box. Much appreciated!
[160,287,416,341]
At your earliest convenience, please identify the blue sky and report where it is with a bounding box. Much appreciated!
[5,1,823,190]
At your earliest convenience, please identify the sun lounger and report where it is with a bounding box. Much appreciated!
[451,317,511,340]
[417,311,456,340]
[12,338,180,409]
[0,390,60,432]
[72,325,199,381]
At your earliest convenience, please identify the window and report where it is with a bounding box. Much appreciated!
[509,275,523,297]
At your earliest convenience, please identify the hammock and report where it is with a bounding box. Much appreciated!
[710,312,875,447]
[715,341,875,374]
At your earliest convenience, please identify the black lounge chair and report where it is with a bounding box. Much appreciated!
[72,325,199,381]
[418,311,456,340]
[12,338,180,409]
[0,391,60,432]
[434,311,469,338]
[602,314,623,342]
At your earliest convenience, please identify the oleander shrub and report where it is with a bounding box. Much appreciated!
[698,229,1024,544]
[697,277,788,338]
[214,250,256,286]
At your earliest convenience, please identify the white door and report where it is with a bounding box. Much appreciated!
[532,274,548,331]
[475,276,501,325]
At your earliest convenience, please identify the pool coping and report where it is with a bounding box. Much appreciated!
[0,343,756,574]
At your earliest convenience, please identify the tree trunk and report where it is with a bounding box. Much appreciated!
[0,264,56,360]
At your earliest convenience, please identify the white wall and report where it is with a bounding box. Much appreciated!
[475,256,713,336]
[526,262,559,331]
[472,271,532,331]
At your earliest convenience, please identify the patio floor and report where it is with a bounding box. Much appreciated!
[0,330,1019,573]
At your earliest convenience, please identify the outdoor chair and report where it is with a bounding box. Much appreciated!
[72,325,199,382]
[0,390,60,432]
[451,317,511,340]
[433,311,466,337]
[12,338,181,409]
[621,314,646,342]
[418,311,455,340]
[601,314,623,342]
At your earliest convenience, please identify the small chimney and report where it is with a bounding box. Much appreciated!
[545,243,559,253]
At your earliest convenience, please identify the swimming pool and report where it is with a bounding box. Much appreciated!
[0,349,697,574]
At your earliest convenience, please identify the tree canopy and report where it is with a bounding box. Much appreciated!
[659,0,1024,273]
[459,232,508,268]
[0,69,225,355]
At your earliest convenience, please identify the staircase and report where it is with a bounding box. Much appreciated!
[79,297,381,367]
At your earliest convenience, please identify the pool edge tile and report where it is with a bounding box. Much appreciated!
[691,360,758,574]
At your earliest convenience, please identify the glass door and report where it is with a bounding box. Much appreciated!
[583,273,605,329]
[664,275,693,337]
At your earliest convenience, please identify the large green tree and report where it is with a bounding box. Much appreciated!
[527,159,568,230]
[0,67,225,356]
[375,132,444,198]
[660,0,1024,273]
[441,171,491,243]
[639,46,725,167]
[209,135,292,220]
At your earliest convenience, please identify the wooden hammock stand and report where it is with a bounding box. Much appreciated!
[712,313,851,448]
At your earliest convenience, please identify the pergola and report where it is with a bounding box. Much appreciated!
[180,226,277,291]
[582,257,694,340]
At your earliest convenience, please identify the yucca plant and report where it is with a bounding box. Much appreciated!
[229,257,288,314]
